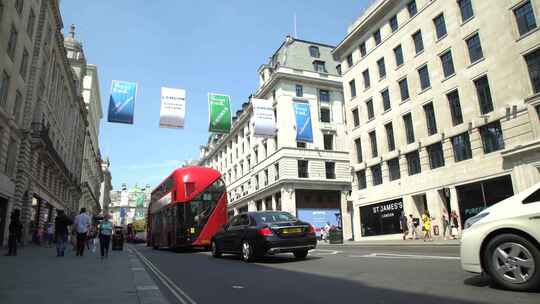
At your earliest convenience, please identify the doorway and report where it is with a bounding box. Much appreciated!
[0,197,8,246]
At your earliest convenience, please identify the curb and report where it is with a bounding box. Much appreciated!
[318,242,460,247]
[127,246,170,304]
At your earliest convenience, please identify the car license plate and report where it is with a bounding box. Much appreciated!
[282,228,302,234]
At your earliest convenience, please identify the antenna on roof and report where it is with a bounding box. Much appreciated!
[294,13,297,38]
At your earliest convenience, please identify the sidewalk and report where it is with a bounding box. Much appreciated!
[318,238,460,247]
[0,244,168,304]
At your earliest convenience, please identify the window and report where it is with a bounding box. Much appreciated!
[349,79,357,98]
[440,50,455,78]
[319,89,330,102]
[523,189,540,204]
[27,9,36,39]
[352,108,360,127]
[377,57,386,79]
[388,158,400,181]
[452,132,472,162]
[371,165,382,185]
[525,48,540,93]
[336,64,342,76]
[474,75,494,114]
[359,42,367,57]
[320,107,331,123]
[423,102,437,135]
[323,134,333,150]
[297,141,306,148]
[298,160,308,178]
[514,1,537,36]
[20,49,29,80]
[418,65,431,90]
[5,138,17,177]
[309,46,320,58]
[373,29,382,45]
[264,169,269,186]
[427,142,445,169]
[433,14,447,39]
[296,84,303,97]
[355,138,363,163]
[412,30,424,54]
[466,33,484,63]
[407,0,417,17]
[347,53,353,67]
[447,90,463,125]
[406,151,421,175]
[13,90,23,123]
[394,45,404,66]
[363,69,370,89]
[7,25,18,60]
[399,77,410,101]
[385,122,395,151]
[325,162,336,179]
[381,89,391,111]
[369,130,378,158]
[458,0,474,22]
[389,15,398,32]
[356,170,367,189]
[274,163,279,180]
[15,0,23,15]
[480,121,505,153]
[403,113,415,144]
[0,71,10,109]
[366,99,374,120]
[313,61,327,73]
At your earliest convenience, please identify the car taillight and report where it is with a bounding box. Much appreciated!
[307,225,315,234]
[258,227,274,236]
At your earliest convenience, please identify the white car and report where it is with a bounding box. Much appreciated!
[460,182,540,291]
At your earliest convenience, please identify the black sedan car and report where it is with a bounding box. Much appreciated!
[211,211,317,262]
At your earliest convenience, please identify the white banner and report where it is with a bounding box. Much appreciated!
[252,98,276,137]
[159,87,186,129]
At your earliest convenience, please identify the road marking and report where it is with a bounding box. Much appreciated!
[131,246,197,304]
[231,285,245,289]
[311,249,341,255]
[137,285,159,291]
[349,253,460,260]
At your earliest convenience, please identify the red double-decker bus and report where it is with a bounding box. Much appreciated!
[147,166,227,249]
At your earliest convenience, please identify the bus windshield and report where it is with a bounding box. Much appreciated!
[184,178,226,236]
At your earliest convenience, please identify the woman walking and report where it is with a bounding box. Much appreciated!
[98,214,114,259]
[422,212,433,242]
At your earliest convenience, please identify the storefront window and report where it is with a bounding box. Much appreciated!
[360,199,403,237]
[456,175,513,224]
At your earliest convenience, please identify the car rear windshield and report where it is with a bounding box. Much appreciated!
[252,212,296,223]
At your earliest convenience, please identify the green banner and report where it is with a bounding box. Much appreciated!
[208,93,232,133]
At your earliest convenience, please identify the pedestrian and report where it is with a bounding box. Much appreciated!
[323,222,331,242]
[422,212,433,242]
[441,211,450,240]
[412,215,420,240]
[99,213,114,259]
[54,210,72,257]
[450,211,460,240]
[400,212,408,240]
[87,225,97,253]
[73,208,91,256]
[5,210,23,256]
[45,222,54,247]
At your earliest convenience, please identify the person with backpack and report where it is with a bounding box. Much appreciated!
[98,213,114,259]
[54,210,72,257]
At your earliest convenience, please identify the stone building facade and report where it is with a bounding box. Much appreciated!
[1,0,88,244]
[200,37,353,238]
[333,0,540,240]
[99,158,112,212]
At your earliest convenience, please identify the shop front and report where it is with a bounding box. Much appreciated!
[456,175,514,225]
[359,199,403,237]
[296,189,342,236]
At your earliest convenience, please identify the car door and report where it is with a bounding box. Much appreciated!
[522,187,540,240]
[229,214,250,252]
[221,216,240,251]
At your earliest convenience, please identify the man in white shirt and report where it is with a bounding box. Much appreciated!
[73,208,91,256]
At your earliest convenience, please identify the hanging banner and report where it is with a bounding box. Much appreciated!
[293,101,313,142]
[208,93,232,133]
[251,98,276,137]
[107,80,138,124]
[159,87,186,129]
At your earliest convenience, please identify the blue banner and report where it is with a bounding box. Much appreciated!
[297,209,341,237]
[108,80,137,124]
[293,101,313,142]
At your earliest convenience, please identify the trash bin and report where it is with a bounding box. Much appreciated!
[112,226,124,251]
[328,229,343,244]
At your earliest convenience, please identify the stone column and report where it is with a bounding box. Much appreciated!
[271,193,277,211]
[247,200,257,212]
[340,190,353,241]
[281,187,296,216]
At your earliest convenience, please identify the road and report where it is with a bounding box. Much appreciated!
[130,243,539,304]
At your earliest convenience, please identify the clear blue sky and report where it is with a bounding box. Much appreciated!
[60,0,368,190]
